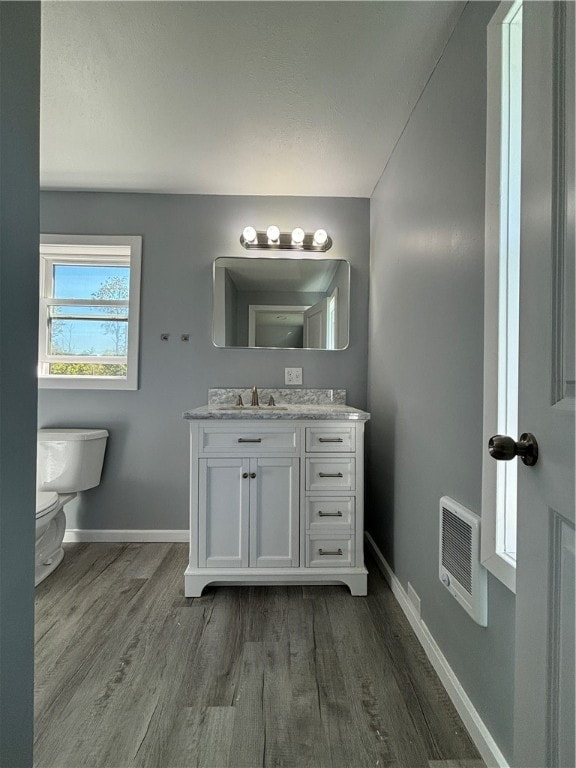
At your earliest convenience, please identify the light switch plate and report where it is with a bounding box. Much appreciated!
[285,367,303,385]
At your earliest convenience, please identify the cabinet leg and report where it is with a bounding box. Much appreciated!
[184,573,212,597]
[342,573,368,596]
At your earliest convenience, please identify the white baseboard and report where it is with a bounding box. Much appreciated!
[364,532,509,768]
[64,529,189,543]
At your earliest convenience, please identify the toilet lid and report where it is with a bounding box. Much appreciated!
[36,491,60,518]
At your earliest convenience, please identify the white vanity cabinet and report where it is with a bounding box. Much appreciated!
[198,456,299,568]
[184,416,368,597]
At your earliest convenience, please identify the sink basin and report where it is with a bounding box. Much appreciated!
[215,405,289,411]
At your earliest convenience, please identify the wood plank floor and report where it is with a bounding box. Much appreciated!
[34,543,485,768]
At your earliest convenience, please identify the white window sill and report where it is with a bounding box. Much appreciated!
[481,549,516,593]
[38,375,137,391]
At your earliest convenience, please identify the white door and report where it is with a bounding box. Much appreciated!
[508,5,574,766]
[249,457,299,568]
[303,298,329,348]
[198,458,249,568]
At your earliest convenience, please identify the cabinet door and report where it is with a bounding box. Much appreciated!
[249,457,299,568]
[199,458,249,568]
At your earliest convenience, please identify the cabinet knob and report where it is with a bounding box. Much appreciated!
[242,472,249,479]
[250,472,256,479]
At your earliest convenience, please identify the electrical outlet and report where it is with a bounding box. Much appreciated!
[285,367,303,385]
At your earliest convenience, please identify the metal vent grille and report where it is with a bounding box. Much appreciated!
[438,496,487,626]
[441,506,472,594]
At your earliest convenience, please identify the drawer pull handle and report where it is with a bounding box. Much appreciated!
[318,437,344,443]
[318,548,343,556]
[318,472,343,478]
[238,438,262,443]
[318,510,343,517]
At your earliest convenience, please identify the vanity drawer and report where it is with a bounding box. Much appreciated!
[306,426,355,453]
[306,458,356,491]
[306,534,355,567]
[199,426,298,454]
[306,497,355,531]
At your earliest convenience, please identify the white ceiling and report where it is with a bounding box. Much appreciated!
[40,1,464,197]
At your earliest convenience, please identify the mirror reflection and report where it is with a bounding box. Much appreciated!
[213,257,350,349]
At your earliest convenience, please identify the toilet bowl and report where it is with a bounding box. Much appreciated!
[35,428,108,586]
[35,491,67,585]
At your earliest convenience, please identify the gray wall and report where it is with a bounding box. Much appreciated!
[367,3,514,761]
[224,270,238,346]
[0,3,40,765]
[39,194,369,531]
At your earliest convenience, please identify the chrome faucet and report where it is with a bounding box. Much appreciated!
[251,386,259,406]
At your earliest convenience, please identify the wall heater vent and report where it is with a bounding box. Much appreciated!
[439,496,487,626]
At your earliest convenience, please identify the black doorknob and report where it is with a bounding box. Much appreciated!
[488,433,539,466]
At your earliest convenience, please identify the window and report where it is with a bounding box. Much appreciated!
[481,1,523,592]
[38,235,142,390]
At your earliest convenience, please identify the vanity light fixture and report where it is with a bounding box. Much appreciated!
[242,226,258,245]
[291,227,305,245]
[292,227,306,245]
[266,224,281,243]
[313,228,328,247]
[240,225,332,252]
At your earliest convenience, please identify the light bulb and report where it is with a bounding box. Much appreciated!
[242,226,257,244]
[313,228,328,246]
[266,225,280,242]
[291,227,305,245]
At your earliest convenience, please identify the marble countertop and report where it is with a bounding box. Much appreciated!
[183,387,370,421]
[183,404,370,421]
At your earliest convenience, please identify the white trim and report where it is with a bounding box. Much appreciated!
[365,532,510,768]
[64,529,189,543]
[481,2,522,593]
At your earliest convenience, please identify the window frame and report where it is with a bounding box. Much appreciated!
[481,0,523,593]
[38,234,142,391]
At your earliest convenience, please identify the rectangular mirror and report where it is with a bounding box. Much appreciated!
[213,256,350,349]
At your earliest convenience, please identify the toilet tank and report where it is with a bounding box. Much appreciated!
[37,428,109,493]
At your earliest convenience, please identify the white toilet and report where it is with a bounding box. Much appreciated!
[35,428,109,586]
